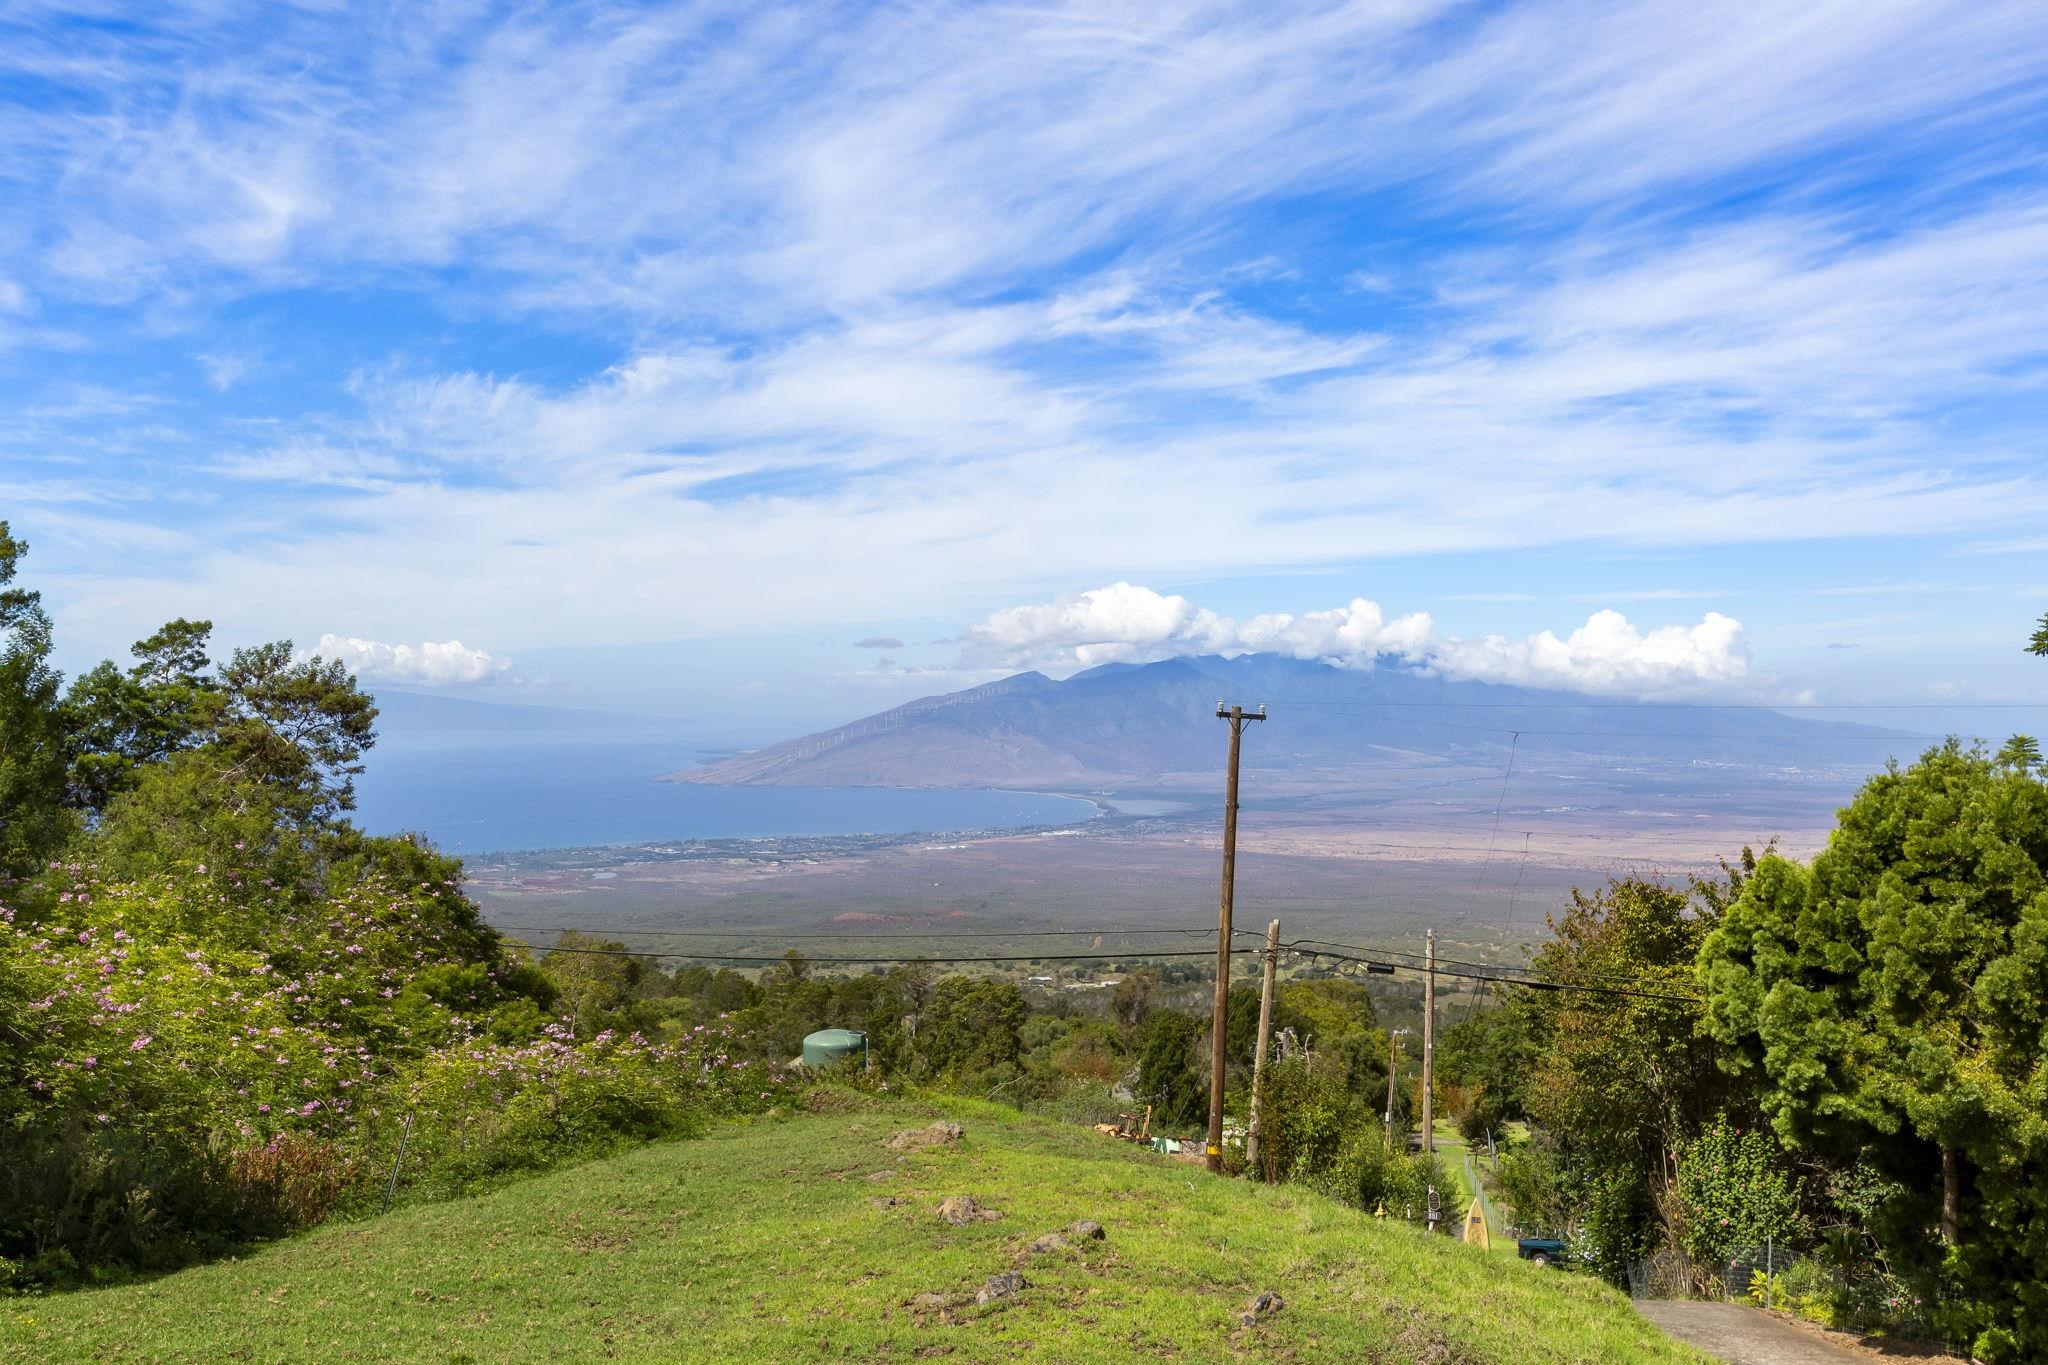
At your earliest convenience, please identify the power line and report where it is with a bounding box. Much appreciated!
[489,923,1221,942]
[529,943,1259,965]
[1297,943,1699,1003]
[1278,933,1694,991]
[1261,698,2048,711]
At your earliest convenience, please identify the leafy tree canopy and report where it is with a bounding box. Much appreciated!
[1699,741,2048,1361]
[0,522,72,878]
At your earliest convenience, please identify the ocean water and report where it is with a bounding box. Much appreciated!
[350,723,1096,854]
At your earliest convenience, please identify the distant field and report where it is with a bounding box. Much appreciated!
[3,1094,1704,1364]
[464,818,1793,968]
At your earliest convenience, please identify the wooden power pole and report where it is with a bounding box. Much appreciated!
[1384,1030,1402,1144]
[1244,917,1281,1176]
[1206,703,1265,1175]
[1421,930,1437,1155]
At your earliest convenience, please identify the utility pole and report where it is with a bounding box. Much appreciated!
[1207,702,1265,1175]
[1422,929,1436,1156]
[1245,917,1281,1177]
[1384,1030,1404,1144]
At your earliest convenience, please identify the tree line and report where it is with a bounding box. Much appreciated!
[1436,731,2048,1361]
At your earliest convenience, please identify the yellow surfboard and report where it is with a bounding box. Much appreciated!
[1462,1197,1489,1249]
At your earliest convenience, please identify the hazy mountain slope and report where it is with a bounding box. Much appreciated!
[675,653,1920,789]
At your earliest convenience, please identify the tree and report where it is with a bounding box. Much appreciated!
[2029,612,2048,657]
[1996,734,2042,774]
[210,642,377,824]
[1699,742,2048,1362]
[1437,1002,1540,1137]
[913,977,1027,1080]
[62,618,219,812]
[1136,1009,1207,1129]
[1518,876,1741,1279]
[0,523,73,879]
[546,932,647,1035]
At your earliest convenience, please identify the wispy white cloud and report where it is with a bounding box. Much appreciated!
[5,0,2048,698]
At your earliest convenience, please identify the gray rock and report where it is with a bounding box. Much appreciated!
[976,1271,1028,1305]
[935,1194,1003,1226]
[1027,1233,1071,1254]
[886,1121,964,1153]
[1066,1219,1106,1240]
[866,1169,898,1182]
[1239,1290,1285,1327]
[909,1292,951,1310]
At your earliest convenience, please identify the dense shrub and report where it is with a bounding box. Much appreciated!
[1672,1119,1805,1267]
[0,858,794,1286]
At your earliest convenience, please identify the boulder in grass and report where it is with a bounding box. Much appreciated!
[1027,1233,1071,1254]
[885,1122,963,1153]
[976,1271,1028,1305]
[935,1195,1003,1226]
[1066,1219,1106,1240]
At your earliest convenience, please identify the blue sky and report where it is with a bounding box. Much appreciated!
[5,1,2048,741]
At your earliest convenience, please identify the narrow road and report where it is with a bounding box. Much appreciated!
[1636,1302,1872,1363]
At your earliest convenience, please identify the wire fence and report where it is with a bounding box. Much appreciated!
[1626,1242,1800,1302]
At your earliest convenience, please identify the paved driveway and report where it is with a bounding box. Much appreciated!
[1636,1302,1871,1363]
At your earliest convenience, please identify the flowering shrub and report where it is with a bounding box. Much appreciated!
[373,1022,800,1197]
[1673,1120,1805,1267]
[0,859,797,1286]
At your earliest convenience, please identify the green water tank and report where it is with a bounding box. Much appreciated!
[801,1028,868,1069]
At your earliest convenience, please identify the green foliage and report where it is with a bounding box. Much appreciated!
[913,976,1027,1082]
[1438,1004,1540,1135]
[1699,741,2048,1360]
[0,523,73,880]
[1995,733,2041,774]
[60,618,218,813]
[1273,977,1377,1047]
[1497,1137,1571,1234]
[1135,1009,1206,1129]
[2029,611,2048,657]
[1672,1120,1804,1266]
[1517,876,1739,1273]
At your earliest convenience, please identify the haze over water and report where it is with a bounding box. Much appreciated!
[350,700,1095,853]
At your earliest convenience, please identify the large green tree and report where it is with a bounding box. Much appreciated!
[0,523,72,879]
[1516,875,1744,1277]
[1699,742,2048,1361]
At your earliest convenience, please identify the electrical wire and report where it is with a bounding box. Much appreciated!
[526,943,1258,965]
[487,923,1222,941]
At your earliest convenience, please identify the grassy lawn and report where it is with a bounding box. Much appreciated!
[2,1093,1700,1364]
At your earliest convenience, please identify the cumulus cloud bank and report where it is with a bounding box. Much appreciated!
[312,634,516,687]
[959,584,1753,698]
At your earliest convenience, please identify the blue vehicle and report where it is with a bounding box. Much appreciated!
[1516,1235,1568,1267]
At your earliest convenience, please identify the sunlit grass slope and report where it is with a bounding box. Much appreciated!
[3,1094,1698,1363]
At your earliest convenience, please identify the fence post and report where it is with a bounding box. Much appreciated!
[381,1112,416,1215]
[1766,1235,1774,1309]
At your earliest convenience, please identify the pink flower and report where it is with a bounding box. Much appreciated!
[130,1034,152,1051]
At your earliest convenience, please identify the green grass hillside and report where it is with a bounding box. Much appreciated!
[2,1094,1699,1363]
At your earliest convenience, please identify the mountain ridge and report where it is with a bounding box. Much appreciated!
[673,653,1922,790]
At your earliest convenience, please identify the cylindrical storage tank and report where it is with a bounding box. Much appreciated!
[801,1028,868,1069]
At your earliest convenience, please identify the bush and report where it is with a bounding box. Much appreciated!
[1673,1120,1805,1267]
